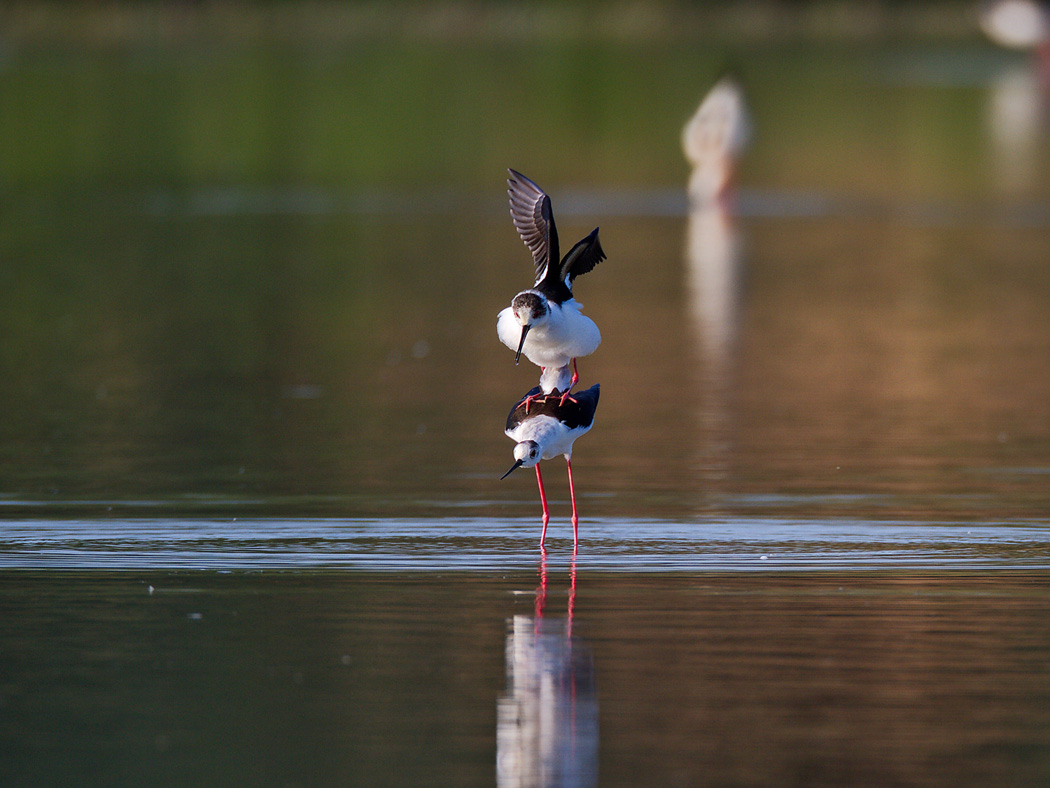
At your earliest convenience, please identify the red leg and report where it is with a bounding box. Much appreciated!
[558,359,580,406]
[567,457,579,549]
[535,464,550,548]
[535,550,548,623]
[567,553,577,636]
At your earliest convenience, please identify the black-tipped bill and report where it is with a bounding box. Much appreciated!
[500,459,524,480]
[514,324,531,365]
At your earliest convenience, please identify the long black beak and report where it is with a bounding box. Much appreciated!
[500,459,524,480]
[514,324,531,365]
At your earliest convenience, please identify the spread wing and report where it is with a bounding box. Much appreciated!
[558,228,605,286]
[508,169,560,284]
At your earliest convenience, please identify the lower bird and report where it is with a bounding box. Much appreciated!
[501,383,600,550]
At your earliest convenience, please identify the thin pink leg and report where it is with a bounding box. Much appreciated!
[567,552,577,636]
[536,464,550,548]
[558,358,580,406]
[567,457,579,550]
[535,550,548,623]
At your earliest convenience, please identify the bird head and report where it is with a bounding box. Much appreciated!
[500,440,541,479]
[509,291,549,364]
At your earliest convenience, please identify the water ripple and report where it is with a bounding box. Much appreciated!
[0,518,1047,572]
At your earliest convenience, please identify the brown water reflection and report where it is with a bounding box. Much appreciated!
[726,214,1050,515]
[543,201,1050,523]
[1,195,1046,522]
[0,186,1046,525]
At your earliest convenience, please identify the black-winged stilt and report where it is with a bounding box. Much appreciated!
[500,383,600,550]
[497,170,606,406]
[682,76,751,205]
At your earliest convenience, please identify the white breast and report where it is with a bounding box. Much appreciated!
[496,306,521,353]
[506,414,591,460]
[525,303,601,368]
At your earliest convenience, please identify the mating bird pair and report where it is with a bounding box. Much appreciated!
[497,170,605,549]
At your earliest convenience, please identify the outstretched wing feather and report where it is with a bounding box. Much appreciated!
[508,169,560,282]
[558,228,605,285]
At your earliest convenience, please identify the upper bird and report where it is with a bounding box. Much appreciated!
[497,170,606,403]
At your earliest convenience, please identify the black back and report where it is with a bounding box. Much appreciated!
[506,384,601,433]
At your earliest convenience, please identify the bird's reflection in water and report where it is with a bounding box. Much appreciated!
[496,555,598,788]
[686,202,740,382]
[682,77,749,492]
[988,64,1046,193]
[981,1,1050,194]
[685,192,741,496]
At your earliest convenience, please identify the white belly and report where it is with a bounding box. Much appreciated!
[538,365,572,394]
[540,423,590,459]
[506,414,590,460]
[496,301,601,369]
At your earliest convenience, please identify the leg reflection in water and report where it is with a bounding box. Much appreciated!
[496,554,598,788]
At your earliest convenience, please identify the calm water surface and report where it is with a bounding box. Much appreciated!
[3,567,1049,787]
[2,18,1050,788]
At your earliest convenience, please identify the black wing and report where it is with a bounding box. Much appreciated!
[508,169,560,284]
[557,227,605,286]
[506,384,600,433]
[567,384,601,428]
